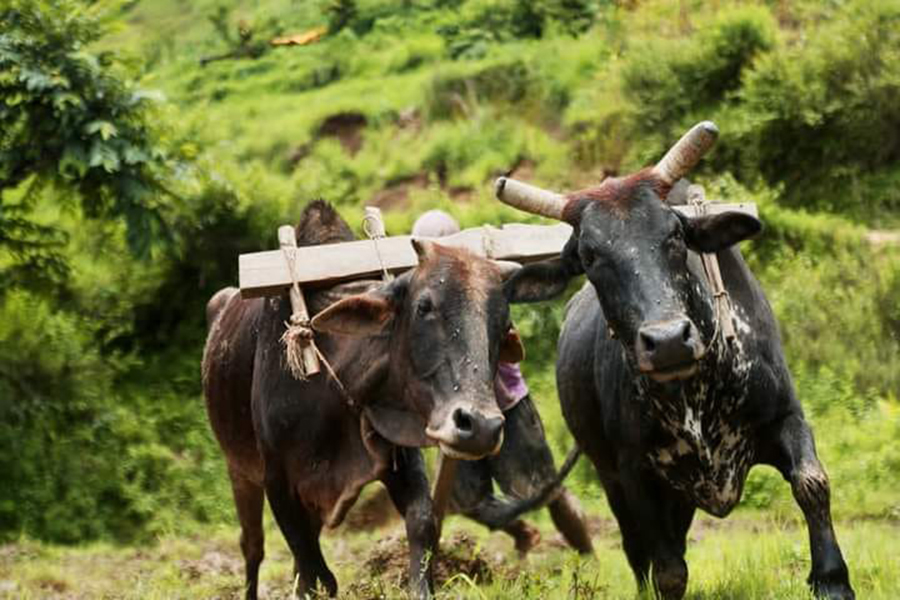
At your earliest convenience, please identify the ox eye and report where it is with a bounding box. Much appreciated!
[579,245,597,267]
[668,226,686,247]
[416,296,433,317]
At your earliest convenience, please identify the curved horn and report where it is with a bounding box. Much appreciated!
[491,259,522,281]
[652,121,719,185]
[495,177,566,221]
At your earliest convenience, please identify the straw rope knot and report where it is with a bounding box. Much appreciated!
[281,319,315,380]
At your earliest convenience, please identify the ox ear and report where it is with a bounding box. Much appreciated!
[311,292,394,336]
[499,325,525,363]
[312,277,408,336]
[504,237,583,304]
[682,211,762,253]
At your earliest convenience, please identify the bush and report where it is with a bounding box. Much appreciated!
[732,0,900,220]
[424,58,535,120]
[567,5,776,172]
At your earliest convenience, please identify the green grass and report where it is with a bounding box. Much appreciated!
[2,501,897,599]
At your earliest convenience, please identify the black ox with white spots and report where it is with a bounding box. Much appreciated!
[497,122,854,599]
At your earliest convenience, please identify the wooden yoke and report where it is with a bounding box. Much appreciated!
[239,222,573,298]
[277,225,321,378]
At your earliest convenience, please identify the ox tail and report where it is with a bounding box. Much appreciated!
[480,445,582,530]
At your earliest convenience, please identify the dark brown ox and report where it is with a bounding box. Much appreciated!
[202,201,527,599]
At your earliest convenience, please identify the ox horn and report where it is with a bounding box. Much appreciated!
[491,259,522,281]
[652,121,719,185]
[495,177,566,221]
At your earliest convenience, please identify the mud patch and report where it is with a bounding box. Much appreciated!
[341,485,400,532]
[370,173,430,210]
[177,550,241,581]
[506,157,536,182]
[544,515,619,551]
[348,531,501,595]
[447,185,474,203]
[395,106,422,132]
[317,112,367,156]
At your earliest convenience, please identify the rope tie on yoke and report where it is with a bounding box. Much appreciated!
[278,241,355,408]
[279,242,317,380]
[363,212,393,282]
[687,185,736,349]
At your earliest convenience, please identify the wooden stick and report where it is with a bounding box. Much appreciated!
[431,453,459,540]
[278,225,321,376]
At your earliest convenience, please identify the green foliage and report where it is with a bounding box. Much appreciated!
[327,0,358,34]
[568,0,900,224]
[437,0,600,60]
[0,0,172,262]
[568,4,776,171]
[732,0,900,220]
[425,58,536,120]
[0,289,229,543]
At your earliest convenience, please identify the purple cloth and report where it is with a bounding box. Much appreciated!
[494,362,529,412]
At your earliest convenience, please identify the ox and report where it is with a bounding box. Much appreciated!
[202,201,533,599]
[495,123,855,599]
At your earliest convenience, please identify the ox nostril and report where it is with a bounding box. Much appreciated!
[453,408,474,436]
[640,332,656,353]
[680,321,692,343]
[484,416,504,445]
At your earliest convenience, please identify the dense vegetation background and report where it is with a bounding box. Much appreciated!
[1,0,899,556]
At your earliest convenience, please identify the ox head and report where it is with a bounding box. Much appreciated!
[311,241,525,459]
[497,122,761,383]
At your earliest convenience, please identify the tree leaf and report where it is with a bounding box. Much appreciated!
[85,120,118,140]
[58,144,89,179]
[88,141,120,173]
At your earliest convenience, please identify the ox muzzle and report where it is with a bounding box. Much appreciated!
[426,402,505,460]
[635,317,706,382]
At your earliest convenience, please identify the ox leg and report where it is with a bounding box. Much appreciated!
[488,396,591,555]
[227,468,265,600]
[547,488,594,555]
[264,464,337,598]
[382,447,436,600]
[768,414,854,600]
[616,472,689,600]
[602,482,651,588]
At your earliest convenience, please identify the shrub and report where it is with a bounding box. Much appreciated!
[424,58,535,120]
[732,0,900,220]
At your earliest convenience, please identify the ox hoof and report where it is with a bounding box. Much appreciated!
[812,576,855,600]
[653,561,687,600]
[512,522,542,557]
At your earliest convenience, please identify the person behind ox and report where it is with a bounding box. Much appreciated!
[411,209,593,555]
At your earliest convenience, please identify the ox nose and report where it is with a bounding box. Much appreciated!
[429,406,505,459]
[636,318,703,378]
[451,406,504,456]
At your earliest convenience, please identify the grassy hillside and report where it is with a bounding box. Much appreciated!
[1,4,898,597]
